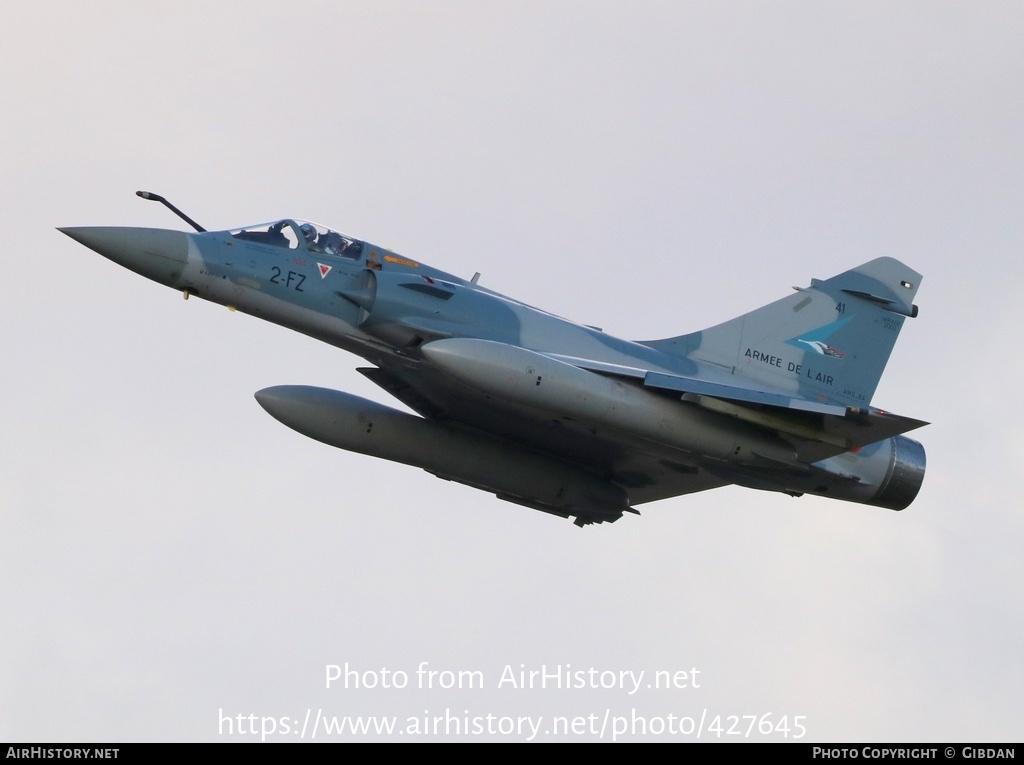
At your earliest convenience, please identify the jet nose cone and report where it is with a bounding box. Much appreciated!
[59,226,189,287]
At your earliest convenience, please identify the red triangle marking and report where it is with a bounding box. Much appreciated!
[318,263,332,279]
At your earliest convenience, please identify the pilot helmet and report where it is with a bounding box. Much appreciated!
[299,223,317,244]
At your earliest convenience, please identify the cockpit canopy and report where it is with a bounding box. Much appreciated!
[230,219,363,259]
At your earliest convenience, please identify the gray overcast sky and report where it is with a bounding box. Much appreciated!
[2,1,1022,742]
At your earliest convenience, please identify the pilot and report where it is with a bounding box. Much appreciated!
[319,231,345,256]
[299,223,320,252]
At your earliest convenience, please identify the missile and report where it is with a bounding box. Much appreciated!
[254,385,629,524]
[421,338,799,468]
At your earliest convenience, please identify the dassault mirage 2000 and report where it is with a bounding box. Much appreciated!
[60,192,927,526]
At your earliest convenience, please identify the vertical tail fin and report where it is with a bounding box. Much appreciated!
[643,258,922,407]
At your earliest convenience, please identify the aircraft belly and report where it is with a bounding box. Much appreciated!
[377,366,629,467]
[360,360,726,506]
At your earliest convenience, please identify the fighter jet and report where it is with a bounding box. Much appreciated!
[60,192,927,526]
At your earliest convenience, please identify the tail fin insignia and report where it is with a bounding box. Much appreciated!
[643,258,922,407]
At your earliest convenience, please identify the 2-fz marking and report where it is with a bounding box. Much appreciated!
[270,266,306,292]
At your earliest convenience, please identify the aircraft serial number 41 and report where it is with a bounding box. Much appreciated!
[60,192,927,526]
